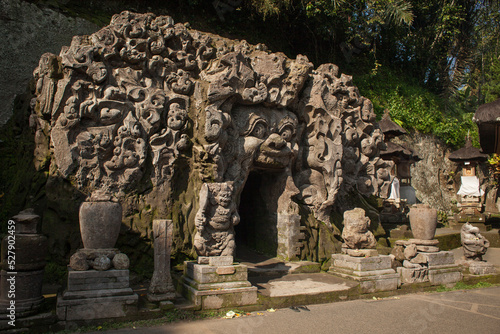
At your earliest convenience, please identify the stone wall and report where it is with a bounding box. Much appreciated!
[0,0,99,126]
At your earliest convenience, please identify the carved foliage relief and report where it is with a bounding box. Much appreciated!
[34,11,392,227]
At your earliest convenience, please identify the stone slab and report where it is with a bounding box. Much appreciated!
[61,287,135,300]
[183,283,257,310]
[185,262,248,284]
[396,239,439,246]
[331,254,393,272]
[428,266,462,285]
[468,261,497,275]
[344,249,379,257]
[416,245,440,253]
[328,269,400,293]
[56,293,138,321]
[67,269,130,291]
[397,266,429,284]
[416,251,455,266]
[209,256,234,267]
[183,276,252,291]
[216,266,236,275]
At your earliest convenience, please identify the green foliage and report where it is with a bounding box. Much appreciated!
[356,68,479,149]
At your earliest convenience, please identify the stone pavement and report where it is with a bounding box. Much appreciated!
[90,286,500,334]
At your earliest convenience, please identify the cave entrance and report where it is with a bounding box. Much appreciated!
[236,171,279,259]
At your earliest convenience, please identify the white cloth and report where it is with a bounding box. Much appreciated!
[388,177,400,200]
[457,176,484,197]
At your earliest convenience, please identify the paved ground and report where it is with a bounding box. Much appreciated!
[91,286,500,334]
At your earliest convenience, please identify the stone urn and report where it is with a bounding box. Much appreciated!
[79,192,122,249]
[408,204,438,240]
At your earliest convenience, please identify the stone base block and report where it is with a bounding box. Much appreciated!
[428,265,462,285]
[182,282,258,310]
[67,269,130,291]
[57,293,138,321]
[57,269,138,321]
[185,261,248,284]
[468,261,497,275]
[0,270,44,318]
[182,261,257,309]
[397,267,428,284]
[328,254,399,293]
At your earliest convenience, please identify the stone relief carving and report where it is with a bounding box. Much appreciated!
[194,182,240,257]
[33,11,393,258]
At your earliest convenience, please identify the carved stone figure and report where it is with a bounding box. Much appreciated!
[194,182,240,257]
[461,222,490,261]
[341,208,377,250]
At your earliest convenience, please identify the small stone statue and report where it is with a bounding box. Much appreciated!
[342,208,377,250]
[194,182,240,257]
[461,222,490,261]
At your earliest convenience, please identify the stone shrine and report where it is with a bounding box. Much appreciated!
[329,208,399,293]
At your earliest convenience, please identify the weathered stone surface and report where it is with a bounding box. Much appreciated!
[397,266,428,284]
[0,0,99,126]
[461,222,490,261]
[428,266,462,285]
[342,208,377,250]
[69,252,89,271]
[408,204,438,240]
[329,254,399,293]
[79,201,122,250]
[185,262,248,284]
[208,256,234,267]
[92,255,112,271]
[112,253,130,270]
[331,254,393,272]
[345,249,379,257]
[468,261,496,275]
[216,266,236,275]
[416,245,440,253]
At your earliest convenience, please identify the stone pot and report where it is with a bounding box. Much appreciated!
[408,204,438,240]
[79,201,122,249]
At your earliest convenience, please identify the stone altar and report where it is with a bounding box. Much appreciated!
[31,11,395,264]
[329,209,399,293]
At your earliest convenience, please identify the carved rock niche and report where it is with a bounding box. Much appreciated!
[33,11,393,261]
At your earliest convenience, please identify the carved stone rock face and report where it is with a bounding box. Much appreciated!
[232,105,298,172]
[32,11,394,260]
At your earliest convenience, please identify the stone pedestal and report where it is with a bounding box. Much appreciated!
[328,254,400,293]
[148,219,175,302]
[464,261,497,276]
[57,269,138,321]
[181,256,257,310]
